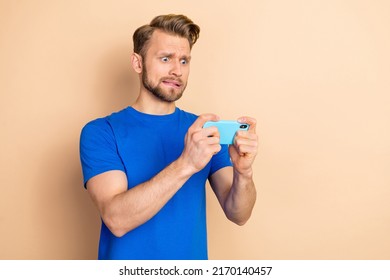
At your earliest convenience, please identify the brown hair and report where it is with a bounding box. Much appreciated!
[133,14,200,58]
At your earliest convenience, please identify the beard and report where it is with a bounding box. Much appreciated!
[142,63,187,103]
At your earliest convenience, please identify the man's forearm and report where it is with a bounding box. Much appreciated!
[224,169,257,225]
[103,157,194,237]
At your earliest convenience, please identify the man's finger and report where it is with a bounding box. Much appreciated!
[191,113,220,131]
[238,116,257,133]
[202,126,219,138]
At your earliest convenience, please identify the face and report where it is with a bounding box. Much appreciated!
[141,30,191,103]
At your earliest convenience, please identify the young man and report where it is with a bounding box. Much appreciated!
[80,14,258,260]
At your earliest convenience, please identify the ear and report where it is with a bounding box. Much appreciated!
[131,53,143,74]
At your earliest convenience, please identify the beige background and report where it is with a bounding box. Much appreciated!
[1,0,389,259]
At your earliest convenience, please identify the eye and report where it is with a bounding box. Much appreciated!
[180,59,188,65]
[161,57,169,62]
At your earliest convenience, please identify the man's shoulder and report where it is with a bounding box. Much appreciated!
[87,107,129,124]
[81,107,129,135]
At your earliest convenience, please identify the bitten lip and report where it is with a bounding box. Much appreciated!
[162,79,182,88]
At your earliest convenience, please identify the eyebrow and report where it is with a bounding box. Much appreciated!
[158,52,191,61]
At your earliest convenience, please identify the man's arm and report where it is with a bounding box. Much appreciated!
[209,116,258,225]
[86,114,221,237]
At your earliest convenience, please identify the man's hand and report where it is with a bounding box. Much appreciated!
[229,116,258,175]
[180,114,221,174]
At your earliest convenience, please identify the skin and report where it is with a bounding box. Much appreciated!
[87,29,258,237]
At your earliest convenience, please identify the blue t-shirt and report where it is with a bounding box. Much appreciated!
[79,106,232,260]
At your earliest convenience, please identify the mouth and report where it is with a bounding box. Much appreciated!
[162,79,182,88]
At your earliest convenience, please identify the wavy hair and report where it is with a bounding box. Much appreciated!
[133,14,200,58]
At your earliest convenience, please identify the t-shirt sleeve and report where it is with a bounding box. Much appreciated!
[79,118,125,188]
[209,144,232,176]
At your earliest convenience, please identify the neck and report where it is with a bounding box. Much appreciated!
[132,89,176,115]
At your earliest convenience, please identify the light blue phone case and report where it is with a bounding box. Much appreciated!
[203,120,250,145]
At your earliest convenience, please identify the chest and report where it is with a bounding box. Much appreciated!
[115,123,187,188]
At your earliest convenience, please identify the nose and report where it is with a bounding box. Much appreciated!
[169,60,182,77]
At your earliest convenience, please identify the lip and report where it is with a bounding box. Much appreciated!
[162,79,182,88]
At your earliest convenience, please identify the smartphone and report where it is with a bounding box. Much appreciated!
[203,120,250,145]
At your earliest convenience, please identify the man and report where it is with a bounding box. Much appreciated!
[80,14,258,260]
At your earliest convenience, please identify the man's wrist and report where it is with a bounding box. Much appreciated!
[233,167,253,181]
[173,156,197,179]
